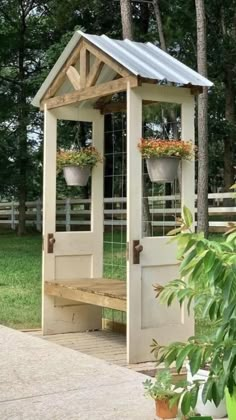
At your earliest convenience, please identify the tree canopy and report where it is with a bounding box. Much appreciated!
[0,0,235,233]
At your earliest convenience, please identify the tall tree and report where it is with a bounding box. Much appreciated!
[195,0,209,236]
[0,0,50,234]
[220,4,236,191]
[152,0,166,51]
[120,0,152,235]
[120,0,133,39]
[151,0,177,207]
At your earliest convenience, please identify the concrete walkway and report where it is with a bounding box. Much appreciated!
[0,325,154,419]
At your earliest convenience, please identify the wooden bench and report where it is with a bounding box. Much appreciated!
[45,278,126,312]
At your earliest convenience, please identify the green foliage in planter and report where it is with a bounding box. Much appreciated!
[57,147,102,173]
[152,207,236,416]
[143,369,181,407]
[138,139,195,160]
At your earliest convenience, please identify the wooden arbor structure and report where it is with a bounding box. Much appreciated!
[32,31,212,363]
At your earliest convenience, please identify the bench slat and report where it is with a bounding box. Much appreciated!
[45,278,126,312]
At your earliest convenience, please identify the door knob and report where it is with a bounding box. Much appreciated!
[135,244,143,253]
[133,240,143,264]
[47,233,55,253]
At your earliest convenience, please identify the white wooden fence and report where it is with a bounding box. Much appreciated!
[0,193,235,232]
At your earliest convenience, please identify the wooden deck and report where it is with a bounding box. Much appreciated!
[28,329,157,373]
[45,278,126,312]
[27,329,186,379]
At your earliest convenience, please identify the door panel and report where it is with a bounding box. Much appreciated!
[127,85,194,363]
[42,108,104,335]
[141,264,180,329]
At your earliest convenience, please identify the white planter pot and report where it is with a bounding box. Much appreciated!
[146,157,180,183]
[63,165,91,186]
[186,364,227,418]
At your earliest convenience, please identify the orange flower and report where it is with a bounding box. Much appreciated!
[138,138,195,160]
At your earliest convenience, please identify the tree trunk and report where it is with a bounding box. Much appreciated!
[221,10,236,193]
[120,0,151,235]
[152,0,167,51]
[139,2,150,37]
[195,0,209,237]
[120,0,133,40]
[152,1,176,208]
[17,6,27,236]
[224,68,235,191]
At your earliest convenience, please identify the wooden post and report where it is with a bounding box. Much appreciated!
[42,105,57,334]
[42,107,57,238]
[36,198,42,232]
[11,201,15,230]
[65,198,71,232]
[126,83,142,363]
[91,112,104,278]
[181,97,195,223]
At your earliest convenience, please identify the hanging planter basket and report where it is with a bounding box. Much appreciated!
[63,165,91,186]
[57,147,103,187]
[146,157,181,183]
[138,138,195,184]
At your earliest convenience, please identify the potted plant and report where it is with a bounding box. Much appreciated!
[152,207,236,419]
[143,369,180,418]
[138,139,194,183]
[186,363,226,417]
[57,147,102,186]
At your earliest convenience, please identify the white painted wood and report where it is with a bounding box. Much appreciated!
[65,198,71,232]
[42,105,57,334]
[91,112,104,278]
[36,199,42,232]
[42,105,103,335]
[126,83,143,363]
[51,106,99,121]
[0,195,235,231]
[127,84,195,363]
[181,97,195,222]
[11,201,15,230]
[136,84,192,104]
[43,106,57,237]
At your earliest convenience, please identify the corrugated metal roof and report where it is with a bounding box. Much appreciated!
[83,32,212,87]
[32,30,213,107]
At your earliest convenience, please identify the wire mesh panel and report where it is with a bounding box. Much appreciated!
[56,120,92,232]
[103,113,127,326]
[142,103,182,237]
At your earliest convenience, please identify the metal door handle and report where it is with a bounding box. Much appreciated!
[133,240,143,264]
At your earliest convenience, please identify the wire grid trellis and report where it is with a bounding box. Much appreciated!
[56,120,93,232]
[142,103,181,237]
[103,112,127,325]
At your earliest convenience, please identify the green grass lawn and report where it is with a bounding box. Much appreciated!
[0,231,217,332]
[0,232,42,329]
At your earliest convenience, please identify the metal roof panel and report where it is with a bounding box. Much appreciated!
[32,30,213,107]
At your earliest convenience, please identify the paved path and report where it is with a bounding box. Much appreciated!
[0,325,154,419]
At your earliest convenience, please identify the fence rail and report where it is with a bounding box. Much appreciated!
[0,193,235,232]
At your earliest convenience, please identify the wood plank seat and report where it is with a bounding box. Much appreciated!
[45,278,126,312]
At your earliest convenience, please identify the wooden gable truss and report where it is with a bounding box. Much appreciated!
[41,39,139,111]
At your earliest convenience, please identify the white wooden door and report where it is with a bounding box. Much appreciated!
[42,106,104,334]
[126,84,195,363]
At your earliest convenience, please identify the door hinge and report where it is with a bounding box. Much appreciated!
[47,233,55,254]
